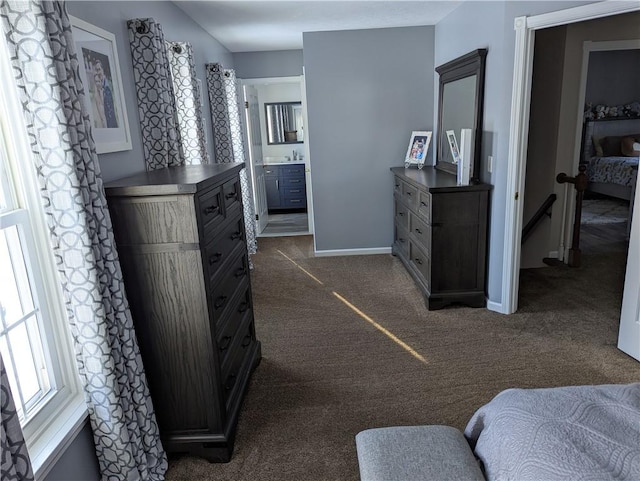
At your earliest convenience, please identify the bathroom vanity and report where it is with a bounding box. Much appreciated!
[264,162,307,212]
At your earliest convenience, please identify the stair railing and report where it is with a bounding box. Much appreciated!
[522,193,557,243]
[556,164,588,267]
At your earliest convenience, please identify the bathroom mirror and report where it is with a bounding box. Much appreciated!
[435,49,487,181]
[265,101,303,144]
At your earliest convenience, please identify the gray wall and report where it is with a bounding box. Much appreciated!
[233,49,303,78]
[67,1,234,182]
[304,26,436,252]
[43,423,100,481]
[586,49,640,106]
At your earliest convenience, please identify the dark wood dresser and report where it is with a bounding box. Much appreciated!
[391,167,491,310]
[105,163,261,462]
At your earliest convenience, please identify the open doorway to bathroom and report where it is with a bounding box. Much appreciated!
[239,76,313,238]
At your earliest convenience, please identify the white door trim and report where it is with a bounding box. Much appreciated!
[500,2,640,315]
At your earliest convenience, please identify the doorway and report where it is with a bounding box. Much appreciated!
[239,76,313,238]
[504,4,640,361]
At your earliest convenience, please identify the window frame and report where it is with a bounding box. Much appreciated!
[0,25,88,479]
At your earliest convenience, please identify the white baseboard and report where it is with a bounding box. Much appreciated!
[548,250,559,259]
[314,246,392,257]
[486,299,508,314]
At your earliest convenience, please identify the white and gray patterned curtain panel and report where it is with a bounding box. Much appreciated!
[127,17,183,170]
[166,41,209,165]
[206,63,257,257]
[1,354,34,481]
[1,2,167,480]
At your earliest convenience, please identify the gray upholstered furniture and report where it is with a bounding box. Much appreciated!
[355,425,485,481]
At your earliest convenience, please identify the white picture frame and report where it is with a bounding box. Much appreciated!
[70,16,132,154]
[446,130,462,165]
[404,131,432,169]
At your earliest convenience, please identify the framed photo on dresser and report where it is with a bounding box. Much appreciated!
[404,131,432,169]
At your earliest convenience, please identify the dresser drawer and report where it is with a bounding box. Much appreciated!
[394,198,409,231]
[402,182,419,210]
[410,213,431,252]
[409,241,430,289]
[197,185,224,237]
[394,222,409,258]
[417,191,431,221]
[222,177,242,213]
[216,289,252,374]
[209,253,250,325]
[204,217,245,280]
[221,316,255,408]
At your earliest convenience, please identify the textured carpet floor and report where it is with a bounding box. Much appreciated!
[165,235,640,481]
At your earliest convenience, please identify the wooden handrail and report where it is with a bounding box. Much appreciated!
[522,193,557,243]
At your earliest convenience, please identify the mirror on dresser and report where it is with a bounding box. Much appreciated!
[435,49,487,182]
[265,101,303,144]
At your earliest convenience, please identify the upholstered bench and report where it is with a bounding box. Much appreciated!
[355,425,485,481]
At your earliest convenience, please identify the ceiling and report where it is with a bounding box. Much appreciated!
[174,1,463,52]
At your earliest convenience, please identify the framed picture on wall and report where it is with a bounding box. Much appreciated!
[70,16,132,153]
[404,131,432,169]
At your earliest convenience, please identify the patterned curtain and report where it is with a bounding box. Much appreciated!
[1,354,34,481]
[0,2,167,480]
[127,18,183,170]
[166,41,209,165]
[206,63,257,257]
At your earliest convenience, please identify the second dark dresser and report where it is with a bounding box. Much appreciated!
[105,163,261,462]
[392,166,491,310]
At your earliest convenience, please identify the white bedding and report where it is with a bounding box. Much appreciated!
[464,383,640,481]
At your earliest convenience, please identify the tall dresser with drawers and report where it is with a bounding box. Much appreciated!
[104,163,261,462]
[391,166,491,310]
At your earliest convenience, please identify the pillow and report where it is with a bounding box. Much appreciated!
[592,135,604,156]
[621,135,640,157]
[600,136,624,157]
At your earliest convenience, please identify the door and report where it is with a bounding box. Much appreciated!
[242,84,268,234]
[618,183,640,361]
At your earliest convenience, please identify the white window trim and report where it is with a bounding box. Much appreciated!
[0,23,88,480]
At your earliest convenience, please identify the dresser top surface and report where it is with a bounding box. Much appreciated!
[391,166,491,192]
[105,163,244,196]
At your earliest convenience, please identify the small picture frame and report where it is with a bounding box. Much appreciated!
[446,130,462,165]
[70,16,132,154]
[404,131,432,169]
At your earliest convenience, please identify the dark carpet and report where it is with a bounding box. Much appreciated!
[166,232,640,481]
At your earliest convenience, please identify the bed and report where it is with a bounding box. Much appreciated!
[581,118,640,202]
[465,383,640,481]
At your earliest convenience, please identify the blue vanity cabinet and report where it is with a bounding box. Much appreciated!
[264,163,307,212]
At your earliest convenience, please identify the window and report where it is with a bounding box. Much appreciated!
[0,23,86,478]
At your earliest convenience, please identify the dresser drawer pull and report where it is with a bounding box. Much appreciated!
[238,301,249,313]
[214,296,228,309]
[225,373,236,391]
[225,192,237,200]
[219,335,232,351]
[209,252,222,265]
[290,199,301,203]
[230,231,243,240]
[398,212,405,217]
[415,228,423,235]
[398,238,406,243]
[289,189,301,194]
[415,258,423,265]
[420,201,428,207]
[234,267,246,278]
[406,191,412,196]
[289,179,301,183]
[203,205,219,215]
[241,335,252,348]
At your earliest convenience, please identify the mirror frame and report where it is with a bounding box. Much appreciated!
[435,48,487,181]
[264,101,304,145]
